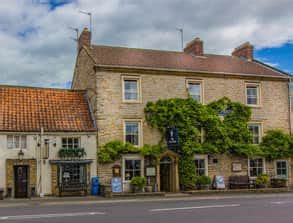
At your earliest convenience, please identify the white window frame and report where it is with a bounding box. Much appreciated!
[123,120,142,147]
[248,123,262,144]
[122,76,141,103]
[61,137,81,149]
[194,154,208,176]
[245,82,261,107]
[186,79,204,103]
[7,135,27,149]
[248,158,265,178]
[122,154,144,183]
[275,160,288,179]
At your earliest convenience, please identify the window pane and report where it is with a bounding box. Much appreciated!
[248,124,260,144]
[7,136,13,149]
[188,83,201,102]
[14,136,20,148]
[246,86,258,105]
[195,159,206,176]
[124,80,138,100]
[249,158,263,177]
[276,161,287,177]
[21,136,26,149]
[125,122,139,145]
[124,159,141,181]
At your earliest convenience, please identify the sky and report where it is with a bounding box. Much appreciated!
[0,0,292,89]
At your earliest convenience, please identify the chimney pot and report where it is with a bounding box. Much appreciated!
[232,42,254,61]
[78,27,91,50]
[184,37,203,56]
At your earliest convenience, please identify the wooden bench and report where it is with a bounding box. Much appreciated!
[229,175,256,189]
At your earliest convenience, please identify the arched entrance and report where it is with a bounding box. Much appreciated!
[157,150,179,192]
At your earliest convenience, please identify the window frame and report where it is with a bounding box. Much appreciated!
[61,137,81,149]
[248,158,265,178]
[7,135,27,149]
[248,123,262,144]
[123,120,142,147]
[122,76,141,103]
[194,154,208,176]
[245,82,261,107]
[186,79,204,103]
[275,160,288,179]
[122,154,144,182]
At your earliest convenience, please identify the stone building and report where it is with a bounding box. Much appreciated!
[0,86,97,198]
[72,28,292,192]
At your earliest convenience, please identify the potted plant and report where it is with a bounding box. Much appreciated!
[255,174,270,188]
[195,175,212,190]
[130,176,146,193]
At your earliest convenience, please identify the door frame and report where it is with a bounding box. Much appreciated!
[14,165,29,198]
[156,150,180,192]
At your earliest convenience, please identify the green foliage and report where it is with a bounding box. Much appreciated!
[144,97,254,188]
[58,148,86,159]
[195,175,212,185]
[255,174,270,186]
[130,176,146,189]
[97,141,164,164]
[260,130,293,159]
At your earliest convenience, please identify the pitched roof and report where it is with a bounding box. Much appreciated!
[90,45,288,78]
[0,86,96,132]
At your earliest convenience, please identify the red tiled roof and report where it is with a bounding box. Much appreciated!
[0,86,96,132]
[90,45,288,78]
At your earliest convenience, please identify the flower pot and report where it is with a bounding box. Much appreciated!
[132,186,143,193]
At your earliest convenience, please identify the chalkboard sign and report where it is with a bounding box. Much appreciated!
[111,177,122,193]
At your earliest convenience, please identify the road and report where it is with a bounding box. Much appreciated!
[1,193,293,222]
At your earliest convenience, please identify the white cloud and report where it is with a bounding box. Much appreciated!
[0,0,292,87]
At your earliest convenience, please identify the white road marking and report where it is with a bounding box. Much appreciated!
[0,211,105,220]
[271,201,293,205]
[149,204,240,212]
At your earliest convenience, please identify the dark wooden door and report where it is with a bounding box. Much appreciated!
[160,157,172,192]
[14,166,28,198]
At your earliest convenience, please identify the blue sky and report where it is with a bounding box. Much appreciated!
[255,43,293,75]
[0,0,292,88]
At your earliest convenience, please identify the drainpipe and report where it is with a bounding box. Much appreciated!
[289,77,292,136]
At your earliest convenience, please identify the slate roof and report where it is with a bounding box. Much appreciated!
[0,86,96,132]
[90,45,288,78]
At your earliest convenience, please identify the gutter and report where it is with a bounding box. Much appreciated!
[289,77,292,135]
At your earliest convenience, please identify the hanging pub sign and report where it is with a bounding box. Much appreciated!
[166,127,179,147]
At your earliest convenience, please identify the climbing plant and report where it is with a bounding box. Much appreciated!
[144,97,254,188]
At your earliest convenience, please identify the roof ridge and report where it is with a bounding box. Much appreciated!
[92,44,185,54]
[0,84,86,92]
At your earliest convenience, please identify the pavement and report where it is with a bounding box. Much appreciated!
[1,193,293,222]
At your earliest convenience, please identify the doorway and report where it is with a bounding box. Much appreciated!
[160,156,172,192]
[14,165,28,198]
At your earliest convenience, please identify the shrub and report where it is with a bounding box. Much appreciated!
[255,174,270,186]
[195,175,212,186]
[130,176,146,189]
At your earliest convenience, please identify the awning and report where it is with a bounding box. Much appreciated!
[49,159,93,164]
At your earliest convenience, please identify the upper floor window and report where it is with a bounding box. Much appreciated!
[7,135,27,149]
[123,76,141,102]
[124,121,141,146]
[62,137,80,149]
[187,81,202,102]
[248,123,261,144]
[246,83,260,106]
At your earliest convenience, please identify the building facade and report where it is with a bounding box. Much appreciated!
[72,28,292,192]
[0,86,97,198]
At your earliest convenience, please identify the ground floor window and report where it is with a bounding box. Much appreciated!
[59,164,87,185]
[276,160,288,178]
[249,158,264,177]
[194,155,208,176]
[124,159,142,181]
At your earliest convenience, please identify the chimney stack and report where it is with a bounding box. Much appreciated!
[78,27,91,50]
[232,42,254,61]
[184,37,203,56]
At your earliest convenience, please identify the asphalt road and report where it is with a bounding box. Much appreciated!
[1,194,293,222]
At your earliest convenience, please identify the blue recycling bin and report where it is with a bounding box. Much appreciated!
[91,176,99,195]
